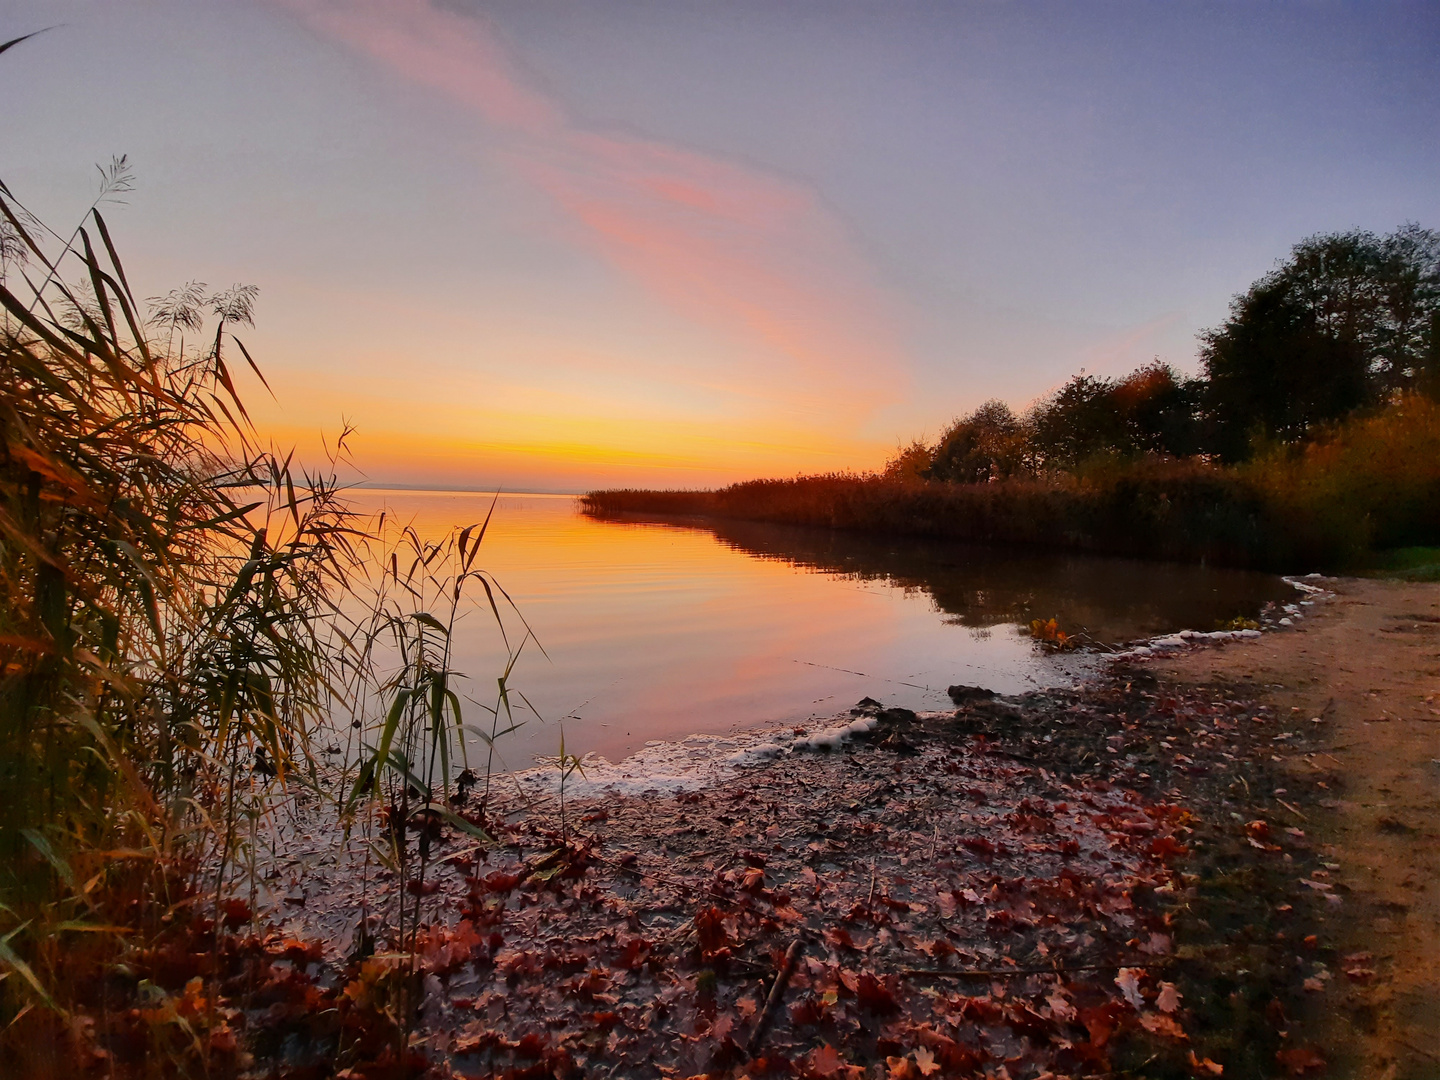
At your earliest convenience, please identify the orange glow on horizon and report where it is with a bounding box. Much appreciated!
[275,0,907,491]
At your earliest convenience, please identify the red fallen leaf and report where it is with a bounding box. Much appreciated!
[1150,835,1189,860]
[1188,1050,1225,1075]
[740,850,768,868]
[406,878,441,897]
[220,898,252,929]
[1058,838,1081,856]
[514,1031,547,1059]
[571,968,612,997]
[917,937,957,960]
[913,1025,984,1072]
[479,870,521,893]
[825,926,860,951]
[1343,966,1376,982]
[1140,1011,1188,1040]
[1245,820,1271,840]
[497,950,545,978]
[278,938,322,966]
[936,892,957,919]
[749,1053,797,1076]
[961,836,999,859]
[1004,1001,1055,1039]
[616,937,651,970]
[844,901,887,926]
[854,972,899,1014]
[959,996,1005,1024]
[741,867,766,893]
[589,1011,620,1030]
[695,906,729,956]
[808,1043,843,1077]
[1275,1046,1326,1075]
[1078,1002,1124,1049]
[790,995,827,1027]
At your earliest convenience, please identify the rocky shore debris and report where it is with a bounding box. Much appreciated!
[166,662,1341,1080]
[947,684,997,705]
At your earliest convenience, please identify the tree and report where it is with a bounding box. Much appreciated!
[1200,225,1440,460]
[926,400,1028,483]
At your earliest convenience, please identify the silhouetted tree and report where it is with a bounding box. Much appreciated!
[1109,362,1205,457]
[1200,225,1440,460]
[1024,364,1201,470]
[1027,375,1124,469]
[926,400,1028,482]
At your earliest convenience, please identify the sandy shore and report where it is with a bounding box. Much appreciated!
[1145,577,1440,1080]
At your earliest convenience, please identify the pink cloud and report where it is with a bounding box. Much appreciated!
[282,0,904,418]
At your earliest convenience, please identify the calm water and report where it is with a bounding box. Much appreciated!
[347,490,1296,771]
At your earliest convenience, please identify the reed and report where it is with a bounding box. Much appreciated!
[0,162,531,1074]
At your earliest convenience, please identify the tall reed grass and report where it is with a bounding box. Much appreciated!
[0,165,528,1073]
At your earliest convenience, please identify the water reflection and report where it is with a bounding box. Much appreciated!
[342,492,1294,770]
[622,514,1299,642]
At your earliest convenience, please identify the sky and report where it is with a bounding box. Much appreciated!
[3,1,1438,491]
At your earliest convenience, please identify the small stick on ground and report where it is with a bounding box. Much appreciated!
[899,959,1175,979]
[747,937,804,1056]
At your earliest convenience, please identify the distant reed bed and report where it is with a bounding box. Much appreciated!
[585,396,1440,572]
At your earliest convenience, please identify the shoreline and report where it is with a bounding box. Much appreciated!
[90,577,1436,1079]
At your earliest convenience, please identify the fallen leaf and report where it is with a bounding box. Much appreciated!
[1047,991,1076,1022]
[1115,967,1146,1009]
[913,1046,940,1076]
[1156,981,1182,1014]
[809,1044,842,1078]
[1139,1012,1187,1040]
[855,972,899,1014]
[1275,1046,1326,1075]
[1188,1049,1224,1075]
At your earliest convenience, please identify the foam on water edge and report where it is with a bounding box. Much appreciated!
[510,712,947,799]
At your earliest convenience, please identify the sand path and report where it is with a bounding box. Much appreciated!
[1150,577,1440,1079]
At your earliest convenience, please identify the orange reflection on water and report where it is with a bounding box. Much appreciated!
[344,490,1056,772]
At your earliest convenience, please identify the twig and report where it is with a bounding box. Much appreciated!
[747,937,804,1056]
[1275,797,1308,821]
[898,959,1174,979]
[1398,1039,1440,1063]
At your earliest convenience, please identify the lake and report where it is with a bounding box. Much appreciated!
[345,490,1298,773]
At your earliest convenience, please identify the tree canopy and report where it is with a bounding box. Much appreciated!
[1201,224,1440,459]
[902,223,1439,482]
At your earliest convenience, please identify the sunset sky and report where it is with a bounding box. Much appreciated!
[4,1,1438,491]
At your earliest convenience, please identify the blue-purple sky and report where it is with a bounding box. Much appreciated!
[4,1,1437,489]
